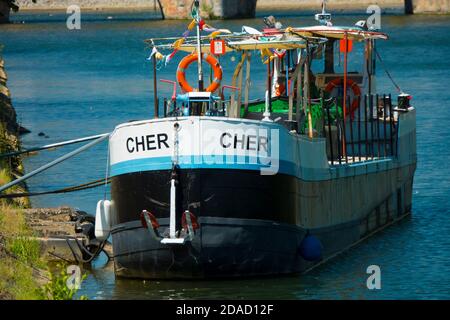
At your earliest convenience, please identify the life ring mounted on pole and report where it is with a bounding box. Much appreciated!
[177,53,223,93]
[324,78,361,118]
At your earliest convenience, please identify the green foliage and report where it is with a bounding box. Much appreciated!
[328,101,344,120]
[201,3,217,19]
[7,237,42,267]
[0,206,45,300]
[0,259,42,300]
[302,103,325,134]
[40,263,88,300]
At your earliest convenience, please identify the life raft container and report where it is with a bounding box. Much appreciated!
[324,78,361,117]
[177,53,223,93]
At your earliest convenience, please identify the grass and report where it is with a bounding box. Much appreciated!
[0,78,45,299]
[0,204,46,299]
[0,59,89,300]
[0,117,88,300]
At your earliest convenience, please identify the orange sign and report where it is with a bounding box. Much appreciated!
[339,39,353,53]
[210,40,226,55]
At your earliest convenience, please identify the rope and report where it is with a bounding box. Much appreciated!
[0,178,110,199]
[374,47,402,94]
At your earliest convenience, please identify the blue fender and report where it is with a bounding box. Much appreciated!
[299,234,323,261]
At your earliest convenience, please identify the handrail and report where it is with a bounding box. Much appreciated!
[0,134,110,193]
[0,133,110,159]
[160,79,177,101]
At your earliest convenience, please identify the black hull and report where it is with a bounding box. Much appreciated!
[111,168,304,278]
[112,217,307,279]
[111,169,297,226]
[110,166,415,279]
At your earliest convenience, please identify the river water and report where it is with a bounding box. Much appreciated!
[1,10,449,299]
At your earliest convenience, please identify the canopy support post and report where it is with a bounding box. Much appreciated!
[236,52,246,118]
[230,52,246,118]
[153,55,159,118]
[194,0,204,91]
[343,32,349,156]
[243,53,251,117]
[296,50,303,133]
[304,42,313,138]
[289,51,303,122]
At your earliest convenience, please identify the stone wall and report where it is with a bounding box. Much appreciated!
[0,52,30,207]
[256,0,405,10]
[411,0,450,13]
[12,0,450,17]
[159,0,257,19]
[15,0,257,18]
[15,0,157,10]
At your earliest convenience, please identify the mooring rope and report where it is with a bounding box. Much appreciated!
[0,177,110,199]
[374,47,403,94]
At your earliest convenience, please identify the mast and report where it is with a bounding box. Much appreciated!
[194,0,204,91]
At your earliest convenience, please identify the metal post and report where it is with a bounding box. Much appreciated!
[163,98,167,117]
[335,99,342,165]
[343,32,348,121]
[326,100,334,165]
[267,60,272,112]
[369,94,375,159]
[376,94,381,158]
[349,96,355,162]
[342,32,349,156]
[194,0,204,91]
[364,95,369,160]
[388,94,394,156]
[153,55,159,118]
[357,96,362,162]
[383,95,388,157]
[305,42,313,138]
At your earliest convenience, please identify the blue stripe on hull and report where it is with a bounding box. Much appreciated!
[111,155,297,177]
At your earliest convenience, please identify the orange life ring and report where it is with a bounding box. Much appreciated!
[176,53,223,93]
[324,78,361,117]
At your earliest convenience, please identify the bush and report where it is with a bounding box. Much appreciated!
[40,263,88,300]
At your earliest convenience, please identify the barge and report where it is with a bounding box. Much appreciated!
[95,1,416,279]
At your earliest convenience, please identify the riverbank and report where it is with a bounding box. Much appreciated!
[0,53,88,300]
[0,53,43,299]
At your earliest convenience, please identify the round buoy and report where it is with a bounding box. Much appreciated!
[299,234,323,261]
[177,53,223,93]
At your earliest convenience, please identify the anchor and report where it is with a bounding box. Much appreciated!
[140,209,199,245]
[140,164,199,245]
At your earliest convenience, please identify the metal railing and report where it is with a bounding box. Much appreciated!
[323,94,398,166]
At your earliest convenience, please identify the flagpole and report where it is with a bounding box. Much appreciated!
[153,54,159,118]
[194,0,204,91]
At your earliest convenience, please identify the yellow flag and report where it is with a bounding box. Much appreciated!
[187,19,196,31]
[260,48,275,64]
[209,29,232,38]
[173,38,185,49]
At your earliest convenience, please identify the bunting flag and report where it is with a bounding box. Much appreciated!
[260,48,276,64]
[149,17,231,67]
[147,47,158,61]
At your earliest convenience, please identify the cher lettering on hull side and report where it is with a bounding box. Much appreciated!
[126,133,169,153]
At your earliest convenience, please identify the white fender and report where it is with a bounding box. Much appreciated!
[95,200,113,241]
